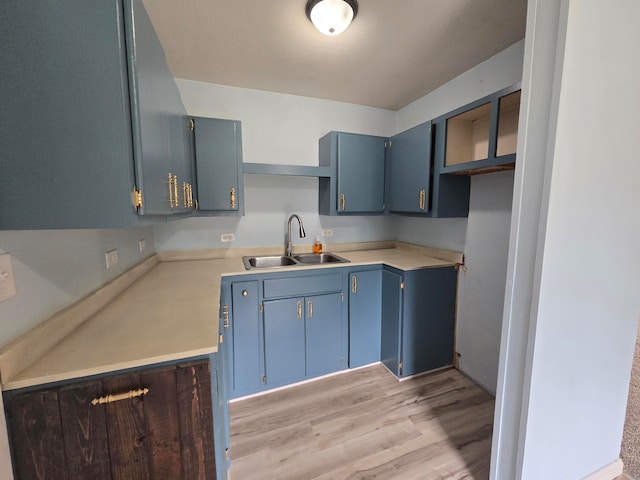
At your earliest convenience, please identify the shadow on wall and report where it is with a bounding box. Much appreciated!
[621,322,640,478]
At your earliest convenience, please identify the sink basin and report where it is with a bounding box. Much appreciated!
[242,255,298,270]
[292,253,350,264]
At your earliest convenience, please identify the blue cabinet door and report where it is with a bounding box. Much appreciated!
[380,270,402,376]
[337,133,386,213]
[401,267,457,376]
[193,117,244,215]
[263,298,306,387]
[348,270,382,368]
[388,122,432,214]
[305,292,343,377]
[230,281,262,396]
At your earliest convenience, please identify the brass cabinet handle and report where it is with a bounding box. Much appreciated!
[352,275,357,294]
[340,193,345,212]
[168,173,174,208]
[419,189,426,210]
[183,182,189,208]
[92,388,149,406]
[242,290,248,297]
[308,300,313,319]
[297,300,302,319]
[173,174,179,208]
[230,188,236,209]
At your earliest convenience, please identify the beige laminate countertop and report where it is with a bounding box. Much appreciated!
[0,245,461,391]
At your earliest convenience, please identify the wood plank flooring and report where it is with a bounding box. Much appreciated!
[229,364,494,479]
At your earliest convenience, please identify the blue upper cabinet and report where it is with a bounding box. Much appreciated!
[318,132,387,215]
[193,117,244,215]
[437,84,521,176]
[387,122,432,215]
[0,0,192,229]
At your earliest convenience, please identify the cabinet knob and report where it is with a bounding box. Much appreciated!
[242,290,248,297]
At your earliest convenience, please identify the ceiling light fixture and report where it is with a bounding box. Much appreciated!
[306,0,358,36]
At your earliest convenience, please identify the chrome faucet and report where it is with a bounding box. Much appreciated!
[285,214,306,257]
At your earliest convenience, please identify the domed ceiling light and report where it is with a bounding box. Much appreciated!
[306,0,358,36]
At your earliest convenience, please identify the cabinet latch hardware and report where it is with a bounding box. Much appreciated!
[188,118,195,130]
[352,275,357,293]
[419,189,426,210]
[262,375,266,384]
[132,188,143,210]
[222,304,230,329]
[259,303,263,313]
[400,281,405,290]
[339,193,345,212]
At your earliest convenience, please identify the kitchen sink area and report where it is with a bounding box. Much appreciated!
[242,253,350,270]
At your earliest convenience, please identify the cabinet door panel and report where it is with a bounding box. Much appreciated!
[306,292,343,377]
[231,281,261,393]
[6,389,67,480]
[349,270,382,368]
[388,122,431,214]
[337,134,386,213]
[59,381,112,479]
[176,362,217,479]
[194,117,242,212]
[381,270,403,376]
[102,373,151,480]
[140,367,183,479]
[264,298,306,385]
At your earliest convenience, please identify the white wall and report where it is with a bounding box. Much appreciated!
[516,1,640,477]
[394,39,524,390]
[0,228,155,347]
[153,81,396,251]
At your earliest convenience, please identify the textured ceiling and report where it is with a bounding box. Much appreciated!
[142,0,527,110]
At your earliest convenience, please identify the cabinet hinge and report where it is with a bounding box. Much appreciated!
[219,333,223,344]
[385,140,392,148]
[341,293,344,303]
[188,118,195,130]
[225,448,230,460]
[259,303,264,312]
[400,281,405,290]
[398,361,403,372]
[132,188,143,210]
[262,375,266,384]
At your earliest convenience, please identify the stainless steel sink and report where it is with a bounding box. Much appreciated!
[242,253,349,270]
[292,253,350,264]
[242,255,298,270]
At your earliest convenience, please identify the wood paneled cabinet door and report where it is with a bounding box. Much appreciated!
[4,360,216,480]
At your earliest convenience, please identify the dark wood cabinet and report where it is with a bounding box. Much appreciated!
[4,360,216,480]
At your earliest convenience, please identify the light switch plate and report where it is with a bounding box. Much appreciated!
[139,239,146,253]
[105,249,118,269]
[0,254,17,302]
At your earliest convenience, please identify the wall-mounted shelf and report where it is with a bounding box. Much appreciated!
[243,163,331,177]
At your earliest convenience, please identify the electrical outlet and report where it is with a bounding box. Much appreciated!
[105,249,118,269]
[139,239,146,253]
[322,229,333,237]
[0,254,17,302]
[220,233,235,242]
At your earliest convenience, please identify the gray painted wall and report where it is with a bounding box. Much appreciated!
[0,228,155,347]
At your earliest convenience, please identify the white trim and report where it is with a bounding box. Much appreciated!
[581,459,624,480]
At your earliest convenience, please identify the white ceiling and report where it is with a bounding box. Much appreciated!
[142,0,527,111]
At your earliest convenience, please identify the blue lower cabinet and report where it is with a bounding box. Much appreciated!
[305,292,344,377]
[263,297,307,386]
[349,269,383,368]
[381,266,457,378]
[229,281,262,396]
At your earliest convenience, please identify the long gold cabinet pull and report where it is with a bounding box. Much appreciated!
[297,300,303,319]
[352,275,357,294]
[308,300,313,319]
[92,388,149,406]
[168,173,174,208]
[230,188,236,209]
[173,174,179,208]
[183,182,194,208]
[339,193,345,212]
[419,189,426,211]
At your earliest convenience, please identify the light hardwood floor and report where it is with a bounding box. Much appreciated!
[229,364,494,479]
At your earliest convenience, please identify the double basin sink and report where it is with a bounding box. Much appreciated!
[242,253,350,270]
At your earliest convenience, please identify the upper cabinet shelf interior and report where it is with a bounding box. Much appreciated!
[439,84,521,176]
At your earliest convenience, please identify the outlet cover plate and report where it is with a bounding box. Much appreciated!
[322,229,333,237]
[105,249,118,269]
[0,254,17,302]
[220,233,235,242]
